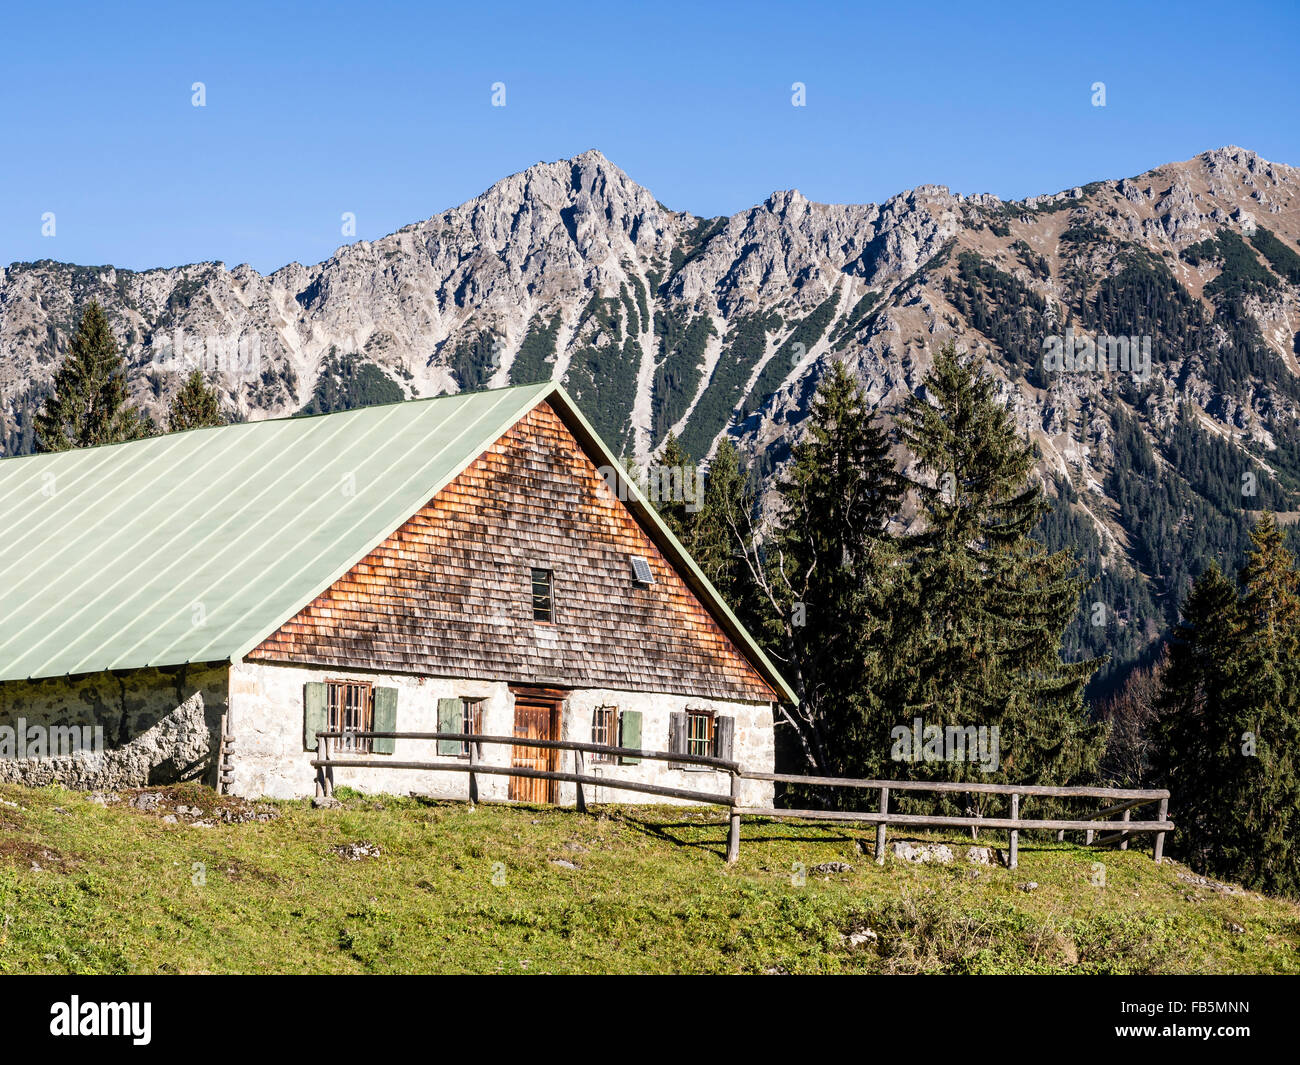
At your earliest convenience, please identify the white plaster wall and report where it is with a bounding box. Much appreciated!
[561,687,774,808]
[228,661,511,800]
[229,660,774,806]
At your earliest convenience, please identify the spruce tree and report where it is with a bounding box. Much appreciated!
[35,301,154,451]
[1234,515,1300,895]
[1158,516,1300,896]
[167,369,224,432]
[752,360,902,779]
[1239,513,1300,656]
[652,432,694,545]
[1154,563,1251,878]
[648,434,761,618]
[894,342,1101,797]
[690,440,753,608]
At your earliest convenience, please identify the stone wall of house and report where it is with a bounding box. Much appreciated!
[0,664,228,789]
[228,660,774,806]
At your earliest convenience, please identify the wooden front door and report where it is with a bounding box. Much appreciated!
[509,688,563,803]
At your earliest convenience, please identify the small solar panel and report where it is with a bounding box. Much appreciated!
[631,556,655,584]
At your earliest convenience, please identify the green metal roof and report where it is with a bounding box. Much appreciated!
[0,382,795,703]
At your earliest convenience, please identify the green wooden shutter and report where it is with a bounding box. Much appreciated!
[715,715,735,763]
[668,711,687,768]
[303,682,327,752]
[373,687,398,754]
[618,710,641,765]
[437,698,463,756]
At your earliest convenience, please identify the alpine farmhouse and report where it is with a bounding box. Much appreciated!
[0,384,791,806]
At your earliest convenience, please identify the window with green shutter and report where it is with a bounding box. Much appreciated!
[303,682,328,752]
[671,709,717,770]
[618,709,641,765]
[372,686,398,754]
[435,697,483,757]
[437,698,463,756]
[327,680,374,753]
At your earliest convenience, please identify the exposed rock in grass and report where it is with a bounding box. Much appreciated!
[893,841,954,864]
[842,925,878,948]
[1177,871,1249,897]
[108,785,280,825]
[331,841,382,861]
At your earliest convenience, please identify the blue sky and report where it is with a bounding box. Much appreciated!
[2,0,1296,274]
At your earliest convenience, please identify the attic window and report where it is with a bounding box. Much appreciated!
[630,556,655,585]
[531,568,554,623]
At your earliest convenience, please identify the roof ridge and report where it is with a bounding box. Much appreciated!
[0,380,557,467]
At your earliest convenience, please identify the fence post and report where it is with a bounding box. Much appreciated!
[1120,806,1131,851]
[573,747,587,814]
[1153,796,1168,863]
[726,770,741,864]
[1009,793,1019,870]
[314,727,324,799]
[468,735,479,804]
[322,734,334,798]
[875,786,889,864]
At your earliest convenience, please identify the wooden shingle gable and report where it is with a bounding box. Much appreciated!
[250,402,782,703]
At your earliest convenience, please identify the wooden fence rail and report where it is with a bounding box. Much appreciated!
[310,730,1172,869]
[739,770,1172,868]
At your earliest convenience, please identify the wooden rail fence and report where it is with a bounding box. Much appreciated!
[311,730,1172,868]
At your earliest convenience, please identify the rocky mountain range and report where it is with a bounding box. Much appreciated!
[4,145,1300,689]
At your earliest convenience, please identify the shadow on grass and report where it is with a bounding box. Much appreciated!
[617,811,865,857]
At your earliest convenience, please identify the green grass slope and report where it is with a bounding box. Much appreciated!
[1,782,1296,974]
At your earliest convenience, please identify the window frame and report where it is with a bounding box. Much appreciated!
[458,697,485,758]
[531,567,555,624]
[590,706,618,763]
[685,707,716,761]
[326,679,374,754]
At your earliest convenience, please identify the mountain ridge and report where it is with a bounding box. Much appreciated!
[4,145,1299,691]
